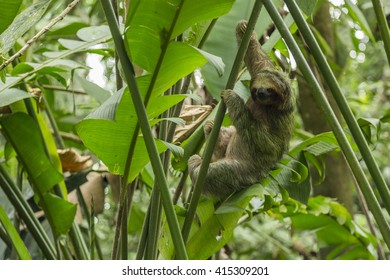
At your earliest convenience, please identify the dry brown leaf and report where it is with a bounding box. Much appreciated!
[173,104,212,143]
[58,148,93,172]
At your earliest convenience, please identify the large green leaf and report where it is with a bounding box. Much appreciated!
[76,90,186,182]
[0,0,23,34]
[125,0,233,98]
[0,206,31,260]
[0,112,76,236]
[0,0,51,55]
[0,113,63,193]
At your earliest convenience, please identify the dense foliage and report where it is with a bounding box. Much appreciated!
[0,0,389,260]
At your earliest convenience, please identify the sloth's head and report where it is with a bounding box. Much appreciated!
[250,70,292,111]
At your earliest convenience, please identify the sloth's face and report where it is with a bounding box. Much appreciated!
[250,70,291,110]
[250,87,279,105]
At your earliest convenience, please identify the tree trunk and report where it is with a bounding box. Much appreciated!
[297,1,354,213]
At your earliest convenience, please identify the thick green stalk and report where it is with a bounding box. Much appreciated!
[100,0,188,259]
[372,0,390,66]
[181,0,264,243]
[145,105,172,259]
[262,0,390,248]
[285,0,390,219]
[113,0,186,259]
[68,221,89,259]
[112,127,139,259]
[144,189,162,259]
[0,164,56,259]
[135,203,151,259]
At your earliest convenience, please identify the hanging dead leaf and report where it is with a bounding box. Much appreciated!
[58,148,93,172]
[173,105,212,143]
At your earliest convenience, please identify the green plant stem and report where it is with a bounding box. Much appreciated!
[181,0,264,244]
[136,203,151,259]
[173,169,189,205]
[198,19,218,49]
[100,0,188,259]
[112,126,139,259]
[285,0,390,219]
[144,188,162,259]
[372,0,390,66]
[68,221,89,259]
[262,0,390,248]
[0,164,56,259]
[42,95,65,149]
[0,226,12,248]
[145,104,173,259]
[58,237,73,260]
[121,181,136,260]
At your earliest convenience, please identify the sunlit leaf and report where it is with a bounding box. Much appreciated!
[0,27,111,93]
[0,0,51,55]
[76,91,168,182]
[76,25,111,42]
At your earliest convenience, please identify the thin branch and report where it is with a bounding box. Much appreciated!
[0,0,81,71]
[41,85,87,95]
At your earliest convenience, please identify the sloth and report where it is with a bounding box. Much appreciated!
[188,20,294,198]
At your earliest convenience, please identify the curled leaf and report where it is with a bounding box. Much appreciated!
[58,148,93,172]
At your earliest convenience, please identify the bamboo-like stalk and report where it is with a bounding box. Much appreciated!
[135,203,151,259]
[371,0,390,66]
[100,0,188,260]
[0,164,56,259]
[262,0,390,248]
[112,0,187,259]
[181,0,264,243]
[285,0,390,220]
